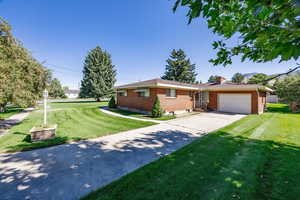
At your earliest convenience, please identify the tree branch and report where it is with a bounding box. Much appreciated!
[264,65,300,83]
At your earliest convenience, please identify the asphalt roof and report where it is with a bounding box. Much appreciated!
[116,78,210,89]
[116,78,273,92]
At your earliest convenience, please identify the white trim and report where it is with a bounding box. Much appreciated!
[134,89,148,92]
[165,97,177,99]
[156,83,199,90]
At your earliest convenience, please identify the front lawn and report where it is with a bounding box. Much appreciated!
[83,104,300,200]
[0,102,156,153]
[0,106,24,120]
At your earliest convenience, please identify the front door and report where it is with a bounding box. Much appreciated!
[195,93,201,108]
[195,91,209,109]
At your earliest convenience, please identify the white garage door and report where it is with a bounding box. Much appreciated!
[218,94,251,114]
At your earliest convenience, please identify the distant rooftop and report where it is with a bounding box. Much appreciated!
[65,90,80,94]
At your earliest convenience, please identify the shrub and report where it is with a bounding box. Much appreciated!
[108,96,117,108]
[151,97,163,118]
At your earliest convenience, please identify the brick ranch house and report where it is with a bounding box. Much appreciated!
[115,77,273,115]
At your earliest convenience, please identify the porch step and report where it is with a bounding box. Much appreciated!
[194,108,205,112]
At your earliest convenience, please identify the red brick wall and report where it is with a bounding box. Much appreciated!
[116,88,157,111]
[117,88,266,114]
[207,91,260,114]
[157,88,194,112]
[117,88,194,112]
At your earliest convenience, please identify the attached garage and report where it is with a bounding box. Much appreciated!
[218,93,252,114]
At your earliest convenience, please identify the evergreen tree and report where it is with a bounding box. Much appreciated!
[232,73,244,84]
[151,97,163,118]
[108,96,117,108]
[79,46,116,101]
[161,49,197,84]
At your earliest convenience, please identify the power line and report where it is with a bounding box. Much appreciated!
[45,63,82,74]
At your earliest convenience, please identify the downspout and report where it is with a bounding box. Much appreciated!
[193,91,195,110]
[256,88,261,114]
[115,90,118,108]
[200,88,203,109]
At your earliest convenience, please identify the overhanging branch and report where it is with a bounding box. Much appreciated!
[264,65,300,83]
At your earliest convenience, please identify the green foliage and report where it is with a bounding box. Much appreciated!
[173,0,300,66]
[0,18,48,111]
[232,73,245,84]
[207,75,219,83]
[161,49,197,84]
[62,86,69,92]
[108,96,117,108]
[48,78,66,98]
[275,74,300,104]
[248,73,268,85]
[79,46,117,101]
[151,97,163,118]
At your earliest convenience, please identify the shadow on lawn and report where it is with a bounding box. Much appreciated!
[267,104,291,113]
[1,127,300,200]
[83,132,300,200]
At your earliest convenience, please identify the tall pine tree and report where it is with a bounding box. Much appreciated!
[79,46,116,101]
[161,49,197,84]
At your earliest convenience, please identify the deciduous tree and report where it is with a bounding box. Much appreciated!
[275,74,300,112]
[232,73,244,84]
[207,75,219,83]
[173,0,300,69]
[48,78,66,98]
[0,18,48,112]
[248,73,268,85]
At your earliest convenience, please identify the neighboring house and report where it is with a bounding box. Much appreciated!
[116,77,273,115]
[266,94,279,103]
[64,90,79,98]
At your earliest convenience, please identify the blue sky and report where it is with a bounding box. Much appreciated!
[1,0,297,89]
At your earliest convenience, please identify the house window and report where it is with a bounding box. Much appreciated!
[138,91,146,97]
[118,90,127,96]
[135,89,150,97]
[166,89,176,97]
[189,91,193,98]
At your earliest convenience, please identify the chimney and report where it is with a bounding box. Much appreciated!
[216,76,226,84]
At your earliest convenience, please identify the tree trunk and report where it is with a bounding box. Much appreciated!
[0,104,6,113]
[290,102,299,113]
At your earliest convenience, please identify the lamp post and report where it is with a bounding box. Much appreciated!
[43,89,48,127]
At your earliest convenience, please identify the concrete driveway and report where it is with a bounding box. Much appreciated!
[0,112,245,200]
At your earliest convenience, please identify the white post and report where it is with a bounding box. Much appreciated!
[43,89,48,127]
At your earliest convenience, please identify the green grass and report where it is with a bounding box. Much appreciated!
[0,102,156,153]
[108,108,176,121]
[83,103,300,200]
[0,106,24,120]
